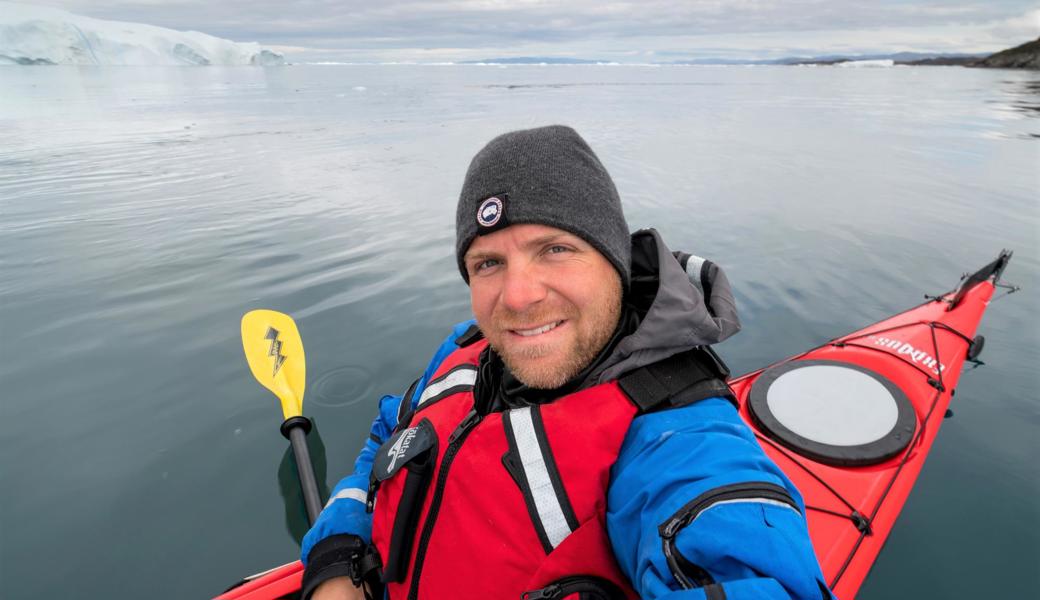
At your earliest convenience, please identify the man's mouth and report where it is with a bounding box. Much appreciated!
[510,320,564,337]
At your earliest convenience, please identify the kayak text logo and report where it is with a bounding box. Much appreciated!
[387,427,418,473]
[264,327,287,377]
[868,335,945,376]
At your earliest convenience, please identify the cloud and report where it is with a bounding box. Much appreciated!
[30,0,1040,60]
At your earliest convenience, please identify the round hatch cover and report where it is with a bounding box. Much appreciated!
[748,360,916,466]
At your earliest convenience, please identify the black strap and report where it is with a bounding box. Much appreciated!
[618,347,735,414]
[455,323,484,347]
[397,377,420,425]
[358,544,385,600]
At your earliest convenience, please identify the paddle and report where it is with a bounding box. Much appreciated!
[241,309,324,525]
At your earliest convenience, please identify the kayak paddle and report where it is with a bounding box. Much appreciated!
[241,309,324,525]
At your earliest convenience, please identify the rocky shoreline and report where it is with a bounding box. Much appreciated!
[971,37,1040,69]
[902,38,1038,69]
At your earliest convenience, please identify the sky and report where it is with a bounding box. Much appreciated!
[33,1,1040,62]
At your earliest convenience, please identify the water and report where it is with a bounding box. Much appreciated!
[1,65,1037,599]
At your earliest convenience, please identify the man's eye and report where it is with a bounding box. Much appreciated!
[546,245,570,255]
[474,258,500,272]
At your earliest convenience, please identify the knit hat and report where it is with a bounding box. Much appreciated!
[455,125,631,288]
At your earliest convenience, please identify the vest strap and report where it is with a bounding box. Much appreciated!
[618,347,735,413]
[455,323,484,347]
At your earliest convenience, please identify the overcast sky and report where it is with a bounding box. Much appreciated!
[36,1,1040,62]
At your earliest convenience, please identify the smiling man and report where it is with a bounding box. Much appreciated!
[465,224,622,390]
[300,126,832,600]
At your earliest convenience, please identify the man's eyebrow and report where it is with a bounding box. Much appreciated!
[522,233,575,250]
[464,233,579,261]
[464,249,497,261]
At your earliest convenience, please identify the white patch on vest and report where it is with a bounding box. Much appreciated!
[386,427,417,473]
[417,367,477,406]
[684,254,707,294]
[508,406,573,549]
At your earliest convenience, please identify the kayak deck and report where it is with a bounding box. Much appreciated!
[729,250,1010,599]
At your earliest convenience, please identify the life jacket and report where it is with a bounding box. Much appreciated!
[366,333,733,600]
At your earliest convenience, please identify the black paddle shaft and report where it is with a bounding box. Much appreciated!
[281,416,323,525]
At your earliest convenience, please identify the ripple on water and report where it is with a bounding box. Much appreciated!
[310,365,375,408]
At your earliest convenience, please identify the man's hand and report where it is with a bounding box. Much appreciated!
[310,576,364,600]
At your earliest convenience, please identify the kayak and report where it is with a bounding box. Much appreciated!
[217,250,1013,600]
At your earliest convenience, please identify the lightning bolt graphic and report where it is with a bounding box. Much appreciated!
[264,326,288,377]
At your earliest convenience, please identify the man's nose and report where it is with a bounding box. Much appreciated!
[500,263,548,313]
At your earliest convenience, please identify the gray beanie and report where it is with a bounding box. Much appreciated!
[455,125,631,288]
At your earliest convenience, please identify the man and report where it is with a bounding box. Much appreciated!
[301,126,831,600]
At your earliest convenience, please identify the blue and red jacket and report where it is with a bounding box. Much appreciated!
[303,230,831,599]
[303,321,831,600]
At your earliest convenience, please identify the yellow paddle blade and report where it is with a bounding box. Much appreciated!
[241,310,306,420]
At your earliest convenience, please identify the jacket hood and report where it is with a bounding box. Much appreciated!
[590,228,740,384]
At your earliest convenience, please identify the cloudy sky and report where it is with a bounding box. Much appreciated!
[36,1,1040,62]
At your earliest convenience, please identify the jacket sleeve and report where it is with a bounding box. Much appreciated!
[606,397,833,600]
[300,320,477,564]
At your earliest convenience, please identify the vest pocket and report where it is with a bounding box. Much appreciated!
[522,575,627,600]
[377,419,438,583]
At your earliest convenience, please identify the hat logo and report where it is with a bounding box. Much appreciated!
[477,196,503,228]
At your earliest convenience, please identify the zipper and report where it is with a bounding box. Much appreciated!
[659,482,799,589]
[521,575,626,600]
[405,409,483,600]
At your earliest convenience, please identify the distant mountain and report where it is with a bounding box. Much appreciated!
[452,45,1037,69]
[641,52,987,66]
[0,1,283,66]
[779,52,988,66]
[973,37,1040,69]
[461,57,613,65]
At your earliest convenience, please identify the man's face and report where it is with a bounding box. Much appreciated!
[463,223,622,389]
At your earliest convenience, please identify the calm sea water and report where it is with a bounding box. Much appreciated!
[1,65,1037,599]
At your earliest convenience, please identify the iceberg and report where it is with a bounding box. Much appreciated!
[835,59,896,68]
[0,2,284,66]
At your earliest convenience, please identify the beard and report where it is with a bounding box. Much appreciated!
[481,283,623,390]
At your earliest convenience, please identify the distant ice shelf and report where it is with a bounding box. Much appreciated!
[835,59,896,68]
[0,2,284,66]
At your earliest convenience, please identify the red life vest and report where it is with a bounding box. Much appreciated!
[368,337,732,600]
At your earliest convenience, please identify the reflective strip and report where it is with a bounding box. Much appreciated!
[690,497,801,524]
[508,406,572,548]
[324,487,367,509]
[417,366,477,406]
[685,254,707,294]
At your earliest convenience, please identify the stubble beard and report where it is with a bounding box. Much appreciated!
[485,284,623,390]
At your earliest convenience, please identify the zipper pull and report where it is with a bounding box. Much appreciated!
[660,514,686,539]
[448,410,481,444]
[521,584,562,600]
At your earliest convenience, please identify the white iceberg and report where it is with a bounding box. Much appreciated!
[835,59,896,68]
[0,2,284,66]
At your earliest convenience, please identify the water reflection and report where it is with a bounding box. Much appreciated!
[998,78,1040,116]
[278,420,331,545]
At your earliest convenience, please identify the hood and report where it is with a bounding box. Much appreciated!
[590,228,741,384]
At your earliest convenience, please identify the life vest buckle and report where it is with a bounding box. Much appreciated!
[521,583,562,600]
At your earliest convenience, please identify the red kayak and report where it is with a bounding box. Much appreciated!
[217,251,1013,600]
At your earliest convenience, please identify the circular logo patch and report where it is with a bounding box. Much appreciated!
[477,196,503,228]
